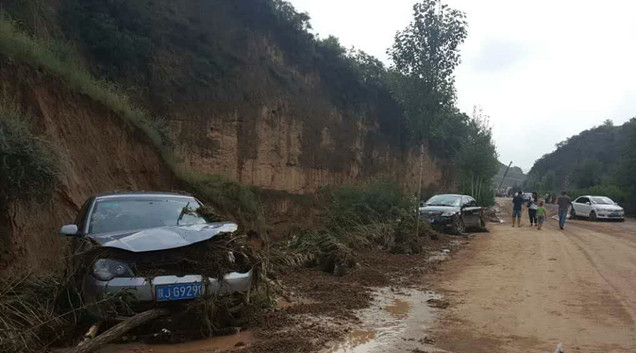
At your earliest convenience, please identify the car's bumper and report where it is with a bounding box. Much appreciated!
[596,212,625,220]
[421,216,453,227]
[84,270,252,302]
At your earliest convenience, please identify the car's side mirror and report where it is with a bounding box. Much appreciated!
[60,224,78,237]
[585,202,591,205]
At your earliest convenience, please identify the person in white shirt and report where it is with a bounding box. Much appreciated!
[528,197,538,226]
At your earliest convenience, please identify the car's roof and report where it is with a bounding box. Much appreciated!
[95,191,194,200]
[429,194,465,197]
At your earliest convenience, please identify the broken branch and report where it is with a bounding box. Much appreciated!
[64,308,170,353]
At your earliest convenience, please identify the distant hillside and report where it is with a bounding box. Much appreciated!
[492,162,526,189]
[526,120,634,191]
[525,119,636,211]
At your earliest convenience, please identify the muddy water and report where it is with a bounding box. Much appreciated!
[383,299,410,318]
[325,288,448,353]
[97,331,252,353]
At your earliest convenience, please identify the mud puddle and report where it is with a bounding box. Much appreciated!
[97,330,252,353]
[325,288,449,353]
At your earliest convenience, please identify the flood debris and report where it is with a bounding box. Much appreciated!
[426,298,449,309]
[65,308,170,353]
[0,228,258,353]
[483,206,502,223]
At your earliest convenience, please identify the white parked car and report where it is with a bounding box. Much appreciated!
[571,195,625,221]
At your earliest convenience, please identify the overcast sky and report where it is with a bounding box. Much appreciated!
[288,0,636,172]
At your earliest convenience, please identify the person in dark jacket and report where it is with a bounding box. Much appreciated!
[557,191,572,230]
[512,191,524,227]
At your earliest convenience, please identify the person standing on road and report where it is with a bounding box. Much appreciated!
[557,191,572,230]
[512,191,524,227]
[528,197,538,226]
[536,201,547,230]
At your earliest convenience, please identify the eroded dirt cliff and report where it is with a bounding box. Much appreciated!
[0,0,455,274]
[0,61,175,275]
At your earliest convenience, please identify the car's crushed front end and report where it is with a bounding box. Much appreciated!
[83,271,252,304]
[81,222,253,308]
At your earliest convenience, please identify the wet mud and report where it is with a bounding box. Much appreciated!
[325,288,448,353]
[98,236,465,353]
[98,330,253,353]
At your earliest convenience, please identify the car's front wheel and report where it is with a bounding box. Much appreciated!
[589,210,598,221]
[451,215,466,235]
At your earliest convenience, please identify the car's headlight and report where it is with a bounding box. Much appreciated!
[92,259,134,281]
[442,211,458,217]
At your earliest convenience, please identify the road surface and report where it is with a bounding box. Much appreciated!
[433,200,636,352]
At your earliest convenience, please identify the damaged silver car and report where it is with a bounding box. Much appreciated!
[60,192,252,307]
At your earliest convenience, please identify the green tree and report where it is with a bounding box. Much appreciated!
[457,107,499,204]
[617,119,636,210]
[572,159,603,189]
[387,0,468,143]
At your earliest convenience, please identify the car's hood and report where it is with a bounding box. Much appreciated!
[89,222,239,252]
[595,205,623,211]
[419,205,460,214]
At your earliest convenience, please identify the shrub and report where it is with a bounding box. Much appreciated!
[0,275,70,353]
[321,179,409,225]
[181,172,263,229]
[570,184,628,205]
[0,102,58,204]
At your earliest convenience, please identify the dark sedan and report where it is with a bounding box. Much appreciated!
[419,194,484,234]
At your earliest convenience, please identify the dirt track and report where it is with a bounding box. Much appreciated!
[433,199,636,352]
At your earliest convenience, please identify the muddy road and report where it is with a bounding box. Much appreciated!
[433,200,636,352]
[97,199,636,353]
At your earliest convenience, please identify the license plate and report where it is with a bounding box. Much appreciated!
[156,282,203,301]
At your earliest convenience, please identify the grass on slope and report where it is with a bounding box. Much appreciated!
[0,14,262,225]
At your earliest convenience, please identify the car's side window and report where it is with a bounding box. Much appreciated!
[579,197,589,204]
[466,198,478,207]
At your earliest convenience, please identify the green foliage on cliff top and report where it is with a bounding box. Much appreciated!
[0,14,262,225]
[0,14,167,149]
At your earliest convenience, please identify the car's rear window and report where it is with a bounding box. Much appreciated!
[88,197,208,234]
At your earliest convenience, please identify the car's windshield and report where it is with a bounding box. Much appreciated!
[425,195,461,207]
[88,197,209,234]
[591,197,614,205]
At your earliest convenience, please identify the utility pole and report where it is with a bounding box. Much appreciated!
[496,161,513,196]
[415,143,424,238]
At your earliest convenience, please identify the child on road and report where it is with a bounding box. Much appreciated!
[536,201,547,230]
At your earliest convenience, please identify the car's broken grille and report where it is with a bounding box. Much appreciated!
[422,211,442,217]
[96,233,253,279]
